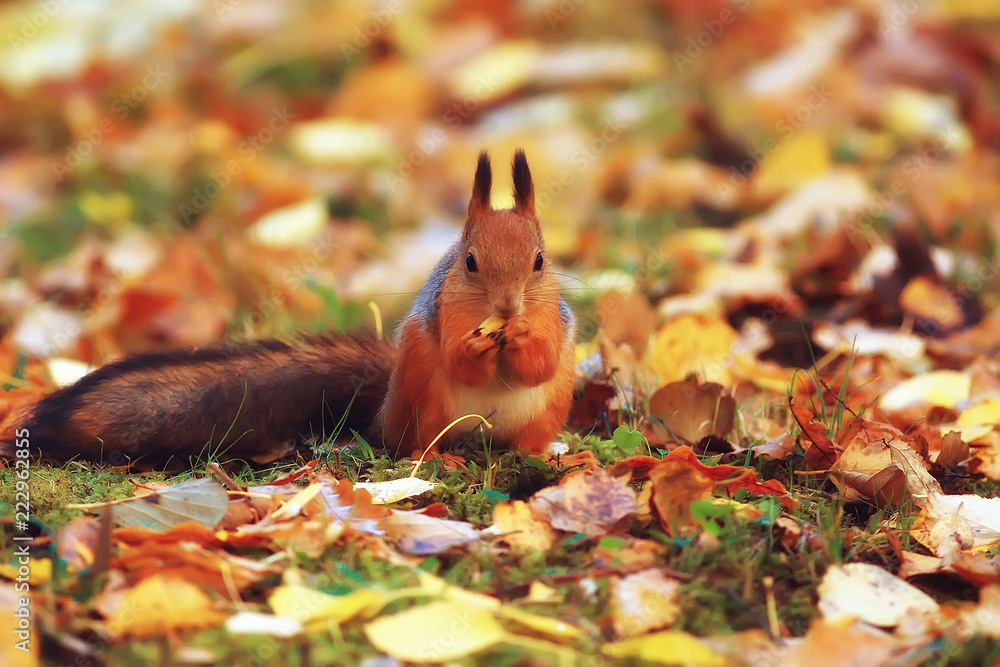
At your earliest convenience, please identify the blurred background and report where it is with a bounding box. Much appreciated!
[0,0,998,394]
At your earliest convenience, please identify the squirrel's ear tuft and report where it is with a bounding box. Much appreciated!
[469,151,492,218]
[512,149,534,218]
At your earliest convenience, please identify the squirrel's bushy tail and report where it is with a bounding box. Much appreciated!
[8,334,395,468]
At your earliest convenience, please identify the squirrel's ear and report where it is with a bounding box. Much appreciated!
[512,149,535,218]
[468,151,492,219]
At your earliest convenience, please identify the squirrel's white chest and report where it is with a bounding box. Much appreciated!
[447,381,547,437]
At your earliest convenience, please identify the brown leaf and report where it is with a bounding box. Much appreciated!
[648,455,714,534]
[648,376,735,447]
[529,468,638,538]
[938,430,971,468]
[790,403,839,469]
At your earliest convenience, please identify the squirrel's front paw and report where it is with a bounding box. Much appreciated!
[461,329,502,359]
[502,318,530,351]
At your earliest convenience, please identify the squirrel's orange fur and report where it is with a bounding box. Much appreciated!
[7,151,576,466]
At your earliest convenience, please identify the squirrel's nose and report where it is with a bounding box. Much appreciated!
[497,297,521,319]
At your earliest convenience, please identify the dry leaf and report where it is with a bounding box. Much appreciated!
[610,569,681,638]
[817,563,939,630]
[354,477,437,504]
[648,313,740,386]
[269,585,388,628]
[107,575,227,639]
[486,500,556,555]
[382,509,480,556]
[364,601,506,663]
[602,630,726,665]
[648,376,735,447]
[93,478,230,531]
[528,468,638,538]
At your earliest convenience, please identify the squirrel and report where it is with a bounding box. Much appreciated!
[9,150,577,467]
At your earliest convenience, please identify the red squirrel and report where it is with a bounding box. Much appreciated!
[11,151,577,466]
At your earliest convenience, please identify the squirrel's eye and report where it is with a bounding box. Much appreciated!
[466,253,478,273]
[533,252,543,272]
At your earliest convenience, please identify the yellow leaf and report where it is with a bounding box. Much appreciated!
[648,314,739,386]
[78,191,133,227]
[487,500,555,554]
[884,86,971,153]
[602,630,726,665]
[448,41,540,102]
[108,575,226,638]
[416,572,501,611]
[474,315,506,337]
[525,581,560,603]
[754,132,831,195]
[497,606,583,641]
[269,482,324,521]
[268,585,388,627]
[0,558,50,586]
[955,398,1000,443]
[879,370,970,411]
[364,601,506,662]
[932,0,1000,19]
[249,198,328,249]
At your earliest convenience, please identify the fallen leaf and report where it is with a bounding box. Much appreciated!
[648,376,735,447]
[82,478,230,531]
[354,476,437,504]
[382,509,480,555]
[648,313,740,386]
[648,454,714,534]
[817,563,940,630]
[269,585,388,628]
[529,468,638,538]
[879,369,971,412]
[107,575,227,639]
[364,601,507,663]
[610,569,681,638]
[602,630,726,665]
[786,618,908,666]
[911,491,1000,556]
[55,516,102,572]
[486,500,556,555]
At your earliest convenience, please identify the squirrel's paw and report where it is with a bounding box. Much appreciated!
[502,318,530,351]
[461,329,502,359]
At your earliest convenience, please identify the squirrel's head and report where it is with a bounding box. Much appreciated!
[455,150,554,319]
